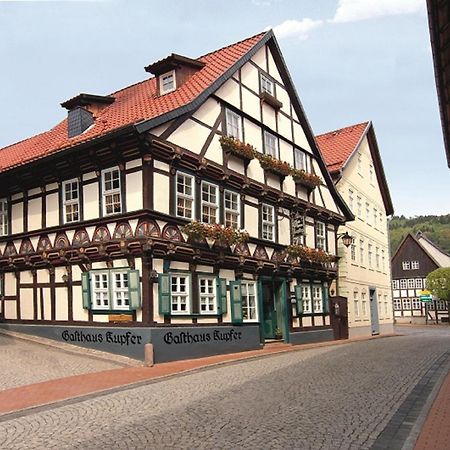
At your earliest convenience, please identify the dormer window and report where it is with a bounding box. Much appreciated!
[160,70,176,94]
[261,74,274,96]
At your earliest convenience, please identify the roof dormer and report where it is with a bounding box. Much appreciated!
[144,53,205,96]
[61,93,115,138]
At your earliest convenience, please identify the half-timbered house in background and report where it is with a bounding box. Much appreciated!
[317,122,395,338]
[391,231,450,323]
[0,31,353,362]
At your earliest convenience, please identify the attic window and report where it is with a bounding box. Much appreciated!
[67,107,94,138]
[160,70,176,94]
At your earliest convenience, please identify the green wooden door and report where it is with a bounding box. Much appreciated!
[262,282,277,339]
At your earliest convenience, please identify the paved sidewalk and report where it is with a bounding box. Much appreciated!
[0,334,392,418]
[414,368,450,450]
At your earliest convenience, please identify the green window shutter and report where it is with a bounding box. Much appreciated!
[295,284,303,316]
[230,280,243,324]
[216,277,227,315]
[158,273,171,316]
[322,283,329,314]
[128,270,141,310]
[81,272,91,309]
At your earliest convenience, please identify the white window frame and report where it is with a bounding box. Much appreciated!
[382,249,386,272]
[353,290,360,317]
[62,179,80,224]
[241,280,258,322]
[359,239,364,265]
[351,241,357,262]
[392,280,399,289]
[348,189,354,211]
[160,70,176,94]
[92,272,110,310]
[264,131,279,159]
[102,167,122,216]
[302,284,312,314]
[294,148,309,172]
[402,261,411,270]
[368,243,373,268]
[357,196,362,218]
[260,73,274,95]
[415,278,423,289]
[412,298,421,310]
[373,208,377,228]
[91,270,130,311]
[225,109,242,140]
[315,221,326,250]
[411,260,419,270]
[365,202,371,225]
[400,279,407,289]
[198,276,217,314]
[112,271,130,310]
[402,298,411,310]
[176,172,195,220]
[224,190,240,229]
[201,181,219,224]
[375,247,380,269]
[407,279,415,289]
[170,274,191,315]
[0,198,8,236]
[261,204,275,242]
[393,298,402,310]
[312,284,323,313]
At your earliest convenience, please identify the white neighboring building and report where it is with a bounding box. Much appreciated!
[317,121,395,337]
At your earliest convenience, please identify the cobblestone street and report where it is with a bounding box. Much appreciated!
[1,326,449,450]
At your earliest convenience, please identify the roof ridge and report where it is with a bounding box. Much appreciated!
[316,121,370,138]
[416,231,450,258]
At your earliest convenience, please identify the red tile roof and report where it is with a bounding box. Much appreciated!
[316,122,369,173]
[0,32,266,173]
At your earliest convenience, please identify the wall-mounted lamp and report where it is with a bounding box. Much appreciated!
[337,231,354,248]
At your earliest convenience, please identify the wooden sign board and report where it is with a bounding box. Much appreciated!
[109,314,133,323]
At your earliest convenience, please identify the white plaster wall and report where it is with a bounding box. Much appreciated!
[11,203,23,234]
[28,198,42,231]
[305,224,315,248]
[37,269,49,284]
[267,49,282,83]
[277,87,291,117]
[205,135,224,166]
[83,183,99,221]
[46,193,59,227]
[42,287,52,320]
[261,103,276,131]
[227,155,245,175]
[241,88,261,120]
[20,288,34,320]
[169,118,211,155]
[153,173,170,215]
[244,119,262,150]
[279,140,294,166]
[55,287,68,321]
[293,122,311,152]
[250,46,266,68]
[5,272,16,296]
[192,98,221,127]
[244,204,258,236]
[240,62,259,92]
[279,216,291,245]
[215,78,240,109]
[4,301,16,319]
[126,171,143,211]
[126,159,141,170]
[278,114,292,142]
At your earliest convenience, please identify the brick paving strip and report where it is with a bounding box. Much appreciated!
[370,351,450,450]
[0,332,396,419]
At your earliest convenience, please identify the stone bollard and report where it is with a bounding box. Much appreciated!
[144,343,154,367]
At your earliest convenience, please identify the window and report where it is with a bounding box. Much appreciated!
[400,279,407,289]
[312,285,323,313]
[241,281,258,321]
[260,73,274,95]
[294,148,309,171]
[402,261,411,270]
[361,291,367,316]
[353,290,359,317]
[264,131,279,158]
[348,189,354,211]
[392,280,399,289]
[224,190,240,229]
[87,269,139,311]
[379,212,383,229]
[375,247,380,269]
[373,208,377,228]
[369,164,374,184]
[351,241,356,262]
[0,198,8,236]
[402,298,411,310]
[160,70,176,94]
[368,243,373,268]
[226,109,242,140]
[415,278,423,289]
[437,300,447,310]
[176,172,195,219]
[261,204,275,241]
[358,153,362,174]
[199,277,217,314]
[393,298,402,310]
[102,167,121,216]
[359,239,364,265]
[302,284,312,314]
[412,298,421,310]
[62,179,80,223]
[201,181,219,224]
[384,296,388,315]
[365,202,370,224]
[411,261,419,270]
[408,279,415,289]
[357,196,362,218]
[171,274,190,314]
[382,249,386,272]
[315,221,326,250]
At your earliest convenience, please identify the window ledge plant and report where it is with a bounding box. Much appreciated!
[291,168,322,190]
[285,244,335,264]
[182,221,249,247]
[219,136,256,161]
[257,153,291,177]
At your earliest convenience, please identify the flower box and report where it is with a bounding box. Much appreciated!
[258,153,291,177]
[219,136,256,163]
[182,222,249,247]
[285,244,334,264]
[291,169,322,191]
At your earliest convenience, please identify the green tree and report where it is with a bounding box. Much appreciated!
[426,268,450,325]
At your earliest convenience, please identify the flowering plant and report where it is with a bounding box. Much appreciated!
[219,136,256,160]
[257,153,291,177]
[291,169,322,189]
[182,221,249,246]
[285,244,335,264]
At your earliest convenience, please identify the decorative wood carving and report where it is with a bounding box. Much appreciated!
[19,239,34,254]
[113,222,133,240]
[162,225,184,242]
[72,229,90,247]
[234,242,251,256]
[92,226,111,242]
[37,236,52,252]
[253,245,269,260]
[135,220,160,238]
[54,234,70,249]
[4,242,18,257]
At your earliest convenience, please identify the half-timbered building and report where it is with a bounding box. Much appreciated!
[0,31,353,362]
[317,122,395,338]
[392,231,450,323]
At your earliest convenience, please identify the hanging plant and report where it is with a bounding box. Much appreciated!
[257,153,292,177]
[219,136,256,161]
[291,168,322,190]
[182,221,249,246]
[285,244,335,264]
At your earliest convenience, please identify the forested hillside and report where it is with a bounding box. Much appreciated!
[389,214,450,255]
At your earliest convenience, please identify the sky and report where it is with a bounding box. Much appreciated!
[0,0,448,217]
